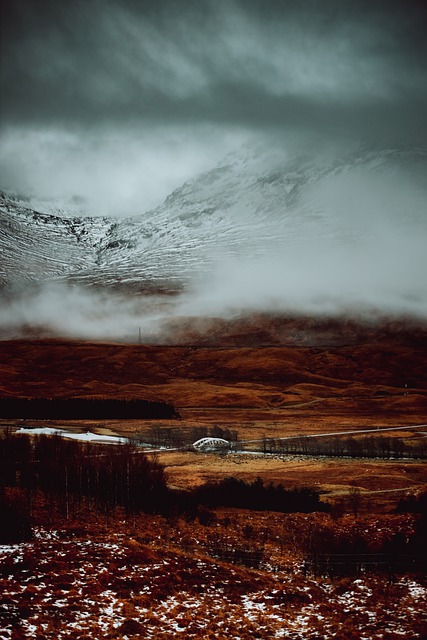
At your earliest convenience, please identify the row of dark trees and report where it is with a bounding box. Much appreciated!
[261,434,427,459]
[0,397,179,420]
[135,426,426,459]
[301,496,427,578]
[0,431,169,541]
[193,476,328,513]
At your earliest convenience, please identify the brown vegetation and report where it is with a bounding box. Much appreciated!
[0,315,426,637]
[1,487,426,639]
[0,315,426,431]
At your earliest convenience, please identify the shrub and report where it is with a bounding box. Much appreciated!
[119,618,145,635]
[193,476,328,513]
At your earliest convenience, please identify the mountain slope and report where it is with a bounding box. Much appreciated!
[0,193,112,287]
[1,145,426,310]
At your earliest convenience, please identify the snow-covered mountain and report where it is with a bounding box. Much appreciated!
[1,145,426,296]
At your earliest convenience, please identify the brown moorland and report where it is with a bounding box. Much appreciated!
[0,314,426,509]
[1,314,426,639]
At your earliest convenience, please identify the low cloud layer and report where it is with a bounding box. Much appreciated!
[176,164,427,319]
[0,285,171,341]
[1,145,426,340]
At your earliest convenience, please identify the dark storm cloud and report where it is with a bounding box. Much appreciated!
[1,0,427,215]
[1,0,427,142]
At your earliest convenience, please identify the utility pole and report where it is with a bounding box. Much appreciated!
[138,327,142,345]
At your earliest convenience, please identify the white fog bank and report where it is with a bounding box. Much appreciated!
[1,143,426,341]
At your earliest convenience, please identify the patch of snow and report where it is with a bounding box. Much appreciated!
[15,427,128,444]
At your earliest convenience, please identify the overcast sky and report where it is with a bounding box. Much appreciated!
[1,0,426,215]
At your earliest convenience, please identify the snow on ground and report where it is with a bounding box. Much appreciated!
[15,427,128,444]
[0,527,426,639]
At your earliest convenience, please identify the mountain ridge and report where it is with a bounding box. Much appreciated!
[1,144,426,333]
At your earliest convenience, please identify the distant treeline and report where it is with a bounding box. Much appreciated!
[193,476,328,513]
[134,425,427,459]
[261,434,427,460]
[0,397,179,420]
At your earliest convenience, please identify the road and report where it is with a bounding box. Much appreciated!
[239,423,427,445]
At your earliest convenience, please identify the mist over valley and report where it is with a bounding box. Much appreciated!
[1,143,426,341]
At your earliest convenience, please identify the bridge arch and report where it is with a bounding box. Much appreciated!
[192,437,230,452]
